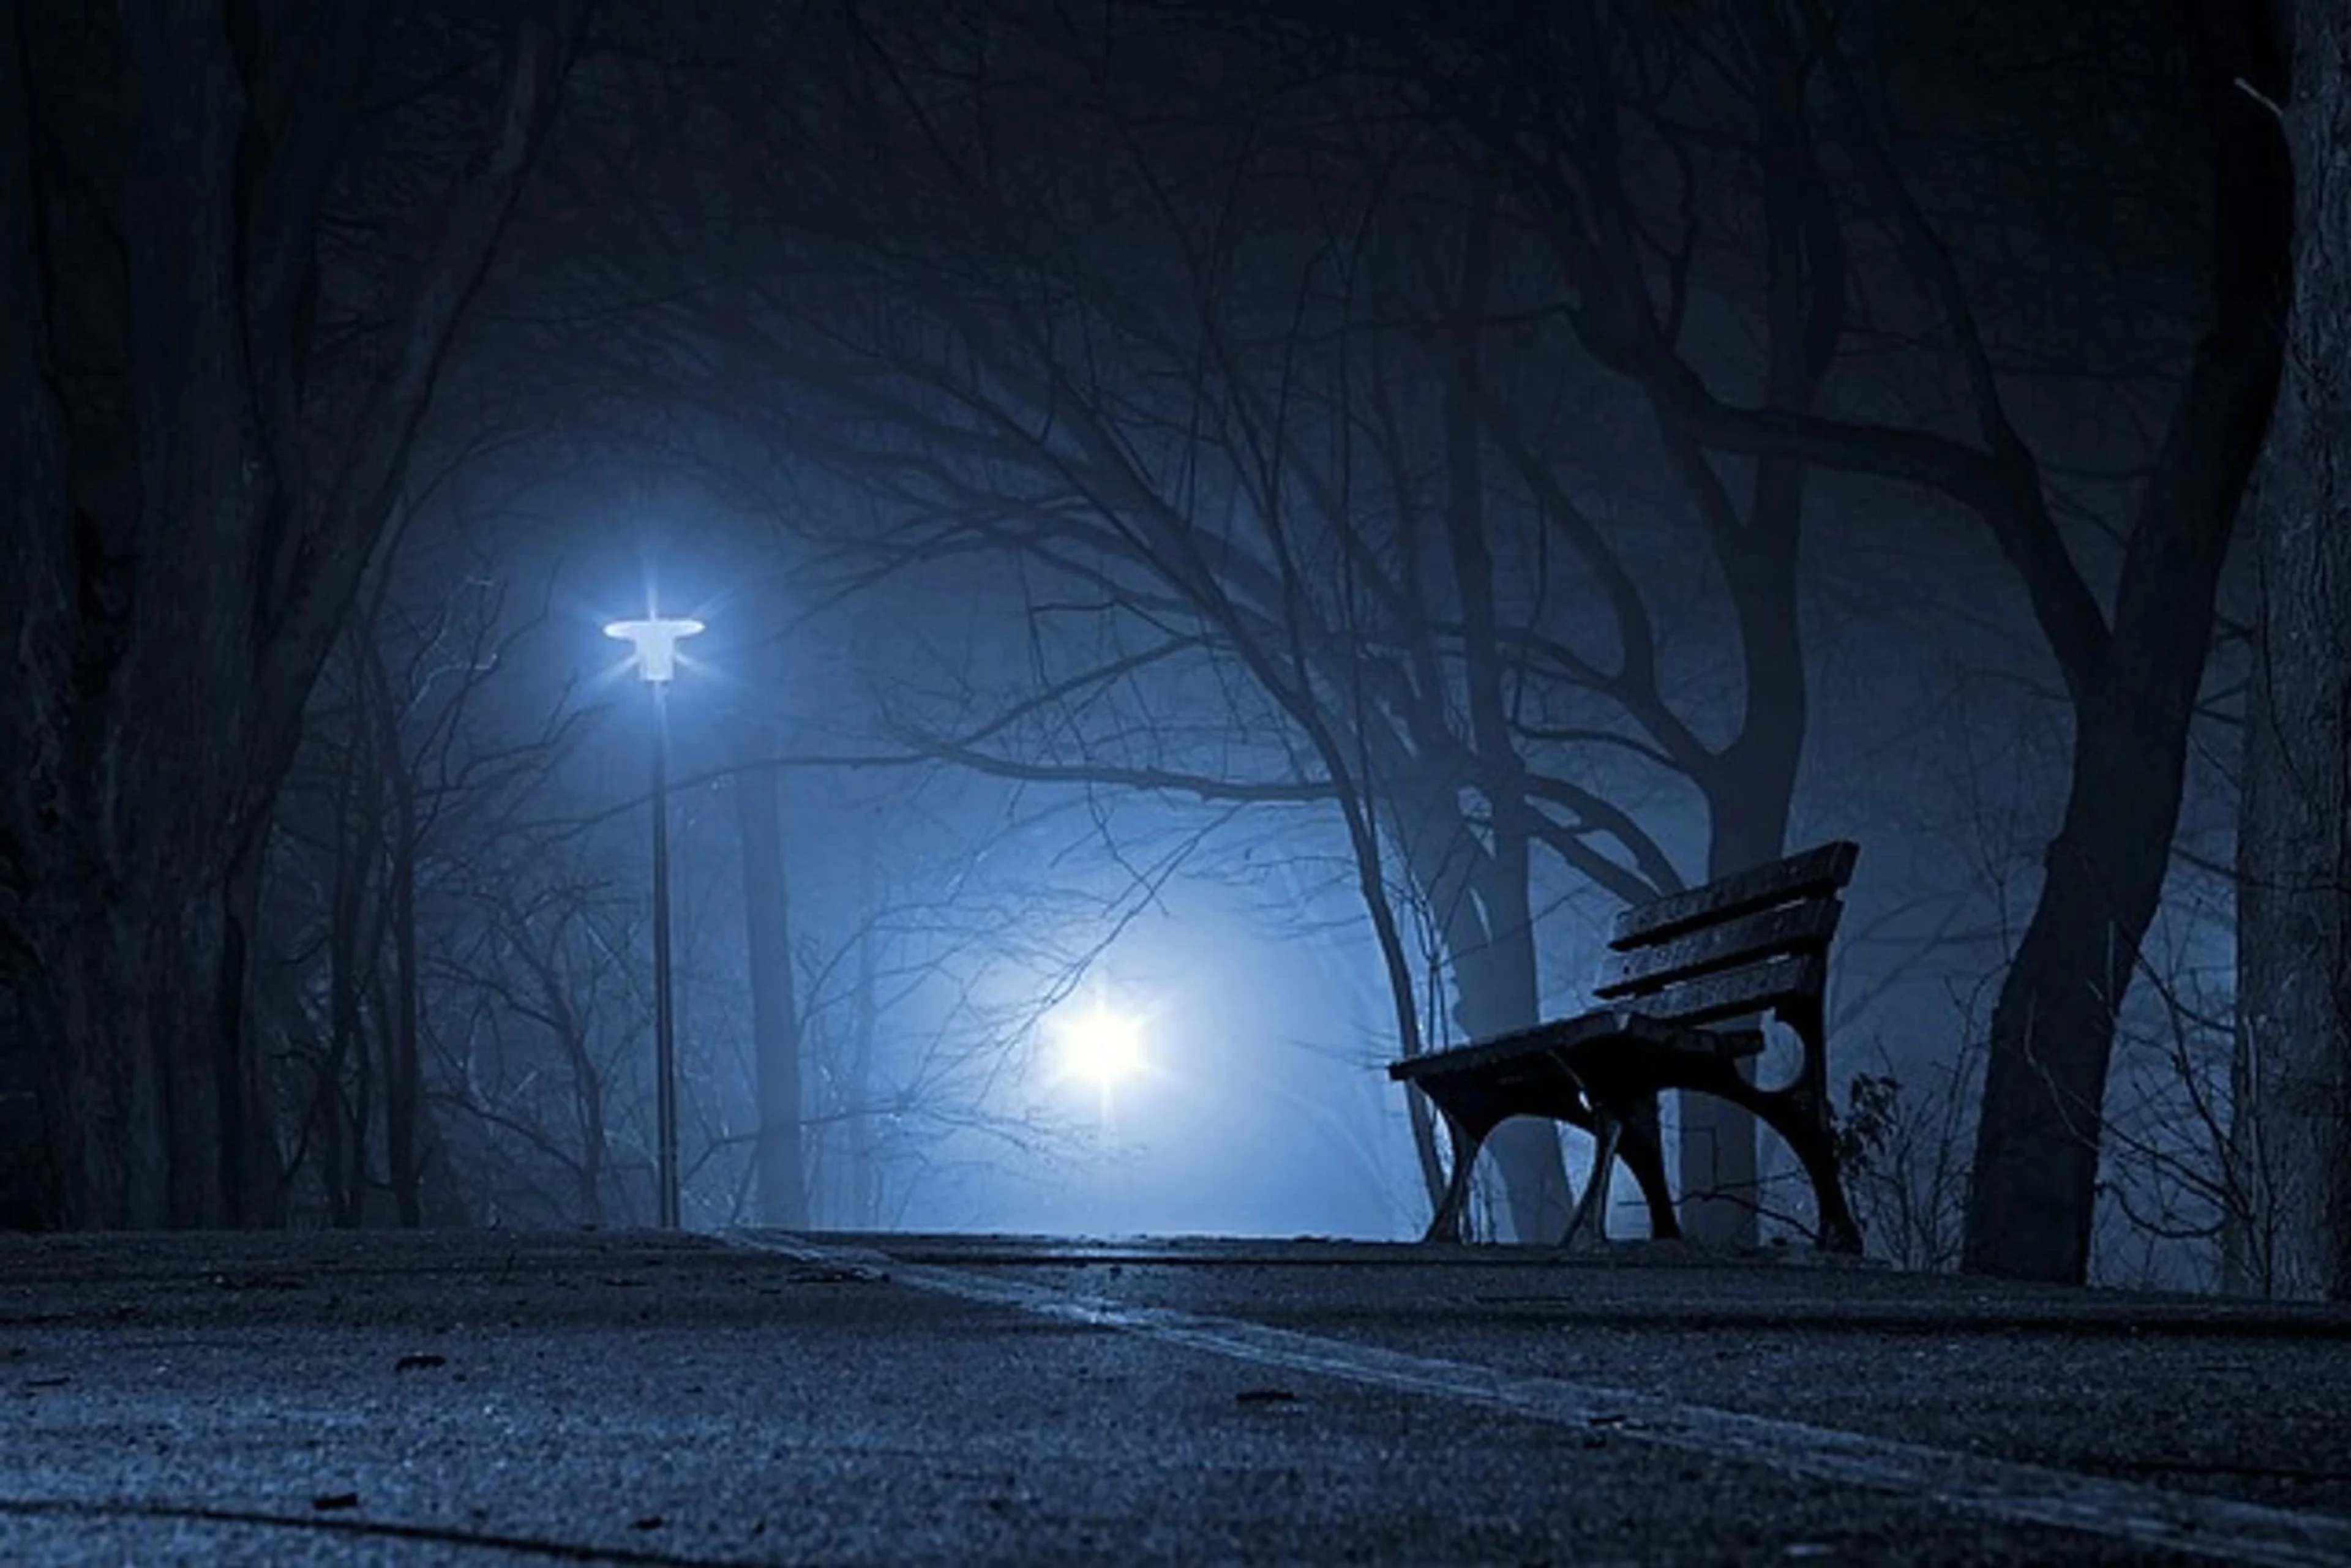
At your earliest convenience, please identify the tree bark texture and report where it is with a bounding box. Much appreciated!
[2235,0,2351,1302]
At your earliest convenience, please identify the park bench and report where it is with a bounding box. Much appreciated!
[1388,840,1863,1253]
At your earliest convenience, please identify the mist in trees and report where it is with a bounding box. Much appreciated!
[1,0,2341,1296]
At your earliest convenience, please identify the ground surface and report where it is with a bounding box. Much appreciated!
[2,1229,2349,1565]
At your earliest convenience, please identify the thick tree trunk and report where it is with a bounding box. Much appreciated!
[1449,882,1573,1244]
[1662,0,1830,1253]
[26,879,258,1228]
[1383,752,1571,1242]
[2233,6,2351,1302]
[1962,3,2292,1282]
[1963,711,2197,1281]
[1420,191,1572,1245]
[1684,742,1801,1246]
[735,735,808,1228]
[1678,479,1810,1248]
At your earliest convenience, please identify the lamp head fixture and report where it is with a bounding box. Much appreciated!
[604,615,706,684]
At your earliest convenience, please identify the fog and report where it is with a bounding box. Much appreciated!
[4,0,2338,1298]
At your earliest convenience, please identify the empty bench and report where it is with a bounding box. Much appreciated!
[1388,841,1863,1253]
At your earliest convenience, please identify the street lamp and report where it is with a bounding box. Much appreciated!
[604,613,705,1229]
[1054,1002,1147,1090]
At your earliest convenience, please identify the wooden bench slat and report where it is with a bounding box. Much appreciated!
[1608,840,1858,951]
[1593,898,1843,999]
[1387,1010,1636,1083]
[1562,1028,1768,1093]
[1387,1009,1761,1085]
[1604,949,1824,1029]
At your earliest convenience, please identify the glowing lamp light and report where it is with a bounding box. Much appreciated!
[604,615,706,684]
[1056,1003,1146,1088]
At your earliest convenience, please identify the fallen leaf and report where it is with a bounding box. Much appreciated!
[1235,1387,1299,1406]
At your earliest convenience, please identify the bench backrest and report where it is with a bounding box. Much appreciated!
[1589,841,1858,1031]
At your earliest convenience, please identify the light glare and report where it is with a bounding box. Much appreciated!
[1057,1005,1145,1088]
[604,615,706,683]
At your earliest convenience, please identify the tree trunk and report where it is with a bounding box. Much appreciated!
[25,880,251,1228]
[1449,880,1572,1244]
[1678,458,1811,1248]
[1964,724,2192,1281]
[2233,4,2351,1302]
[1670,6,1834,1248]
[734,732,808,1228]
[322,811,367,1229]
[1685,714,1802,1246]
[848,836,883,1230]
[1960,4,2293,1283]
[1429,179,1574,1245]
[412,1093,472,1228]
[385,787,422,1228]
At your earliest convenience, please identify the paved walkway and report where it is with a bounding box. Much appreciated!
[2,1229,2347,1564]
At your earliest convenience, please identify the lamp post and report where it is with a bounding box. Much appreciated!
[604,614,705,1229]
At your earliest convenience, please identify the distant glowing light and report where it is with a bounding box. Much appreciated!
[1055,1003,1146,1089]
[604,615,706,683]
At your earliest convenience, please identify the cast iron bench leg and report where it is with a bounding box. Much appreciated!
[1556,1113,1621,1249]
[1767,1097,1864,1254]
[1616,1098,1681,1241]
[1423,1111,1488,1244]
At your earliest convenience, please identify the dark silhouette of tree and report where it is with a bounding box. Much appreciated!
[261,547,578,1226]
[1362,0,2291,1281]
[9,0,2314,1274]
[733,715,809,1227]
[0,0,584,1226]
[2233,0,2351,1302]
[552,1,1903,1244]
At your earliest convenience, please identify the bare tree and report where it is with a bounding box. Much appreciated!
[0,0,584,1226]
[1367,0,2292,1280]
[261,548,579,1226]
[546,2,1901,1245]
[732,718,809,1226]
[2233,0,2351,1302]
